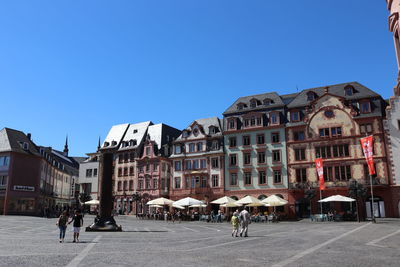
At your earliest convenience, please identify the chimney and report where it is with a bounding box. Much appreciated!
[324,86,329,93]
[27,133,31,140]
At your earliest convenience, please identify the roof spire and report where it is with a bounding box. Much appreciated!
[97,136,101,151]
[63,135,69,156]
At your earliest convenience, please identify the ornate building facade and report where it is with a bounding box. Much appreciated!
[222,93,289,205]
[170,118,225,205]
[286,82,390,218]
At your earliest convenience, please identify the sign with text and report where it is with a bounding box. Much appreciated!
[13,185,35,192]
[360,135,376,175]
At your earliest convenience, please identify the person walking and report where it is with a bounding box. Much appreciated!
[230,211,240,237]
[68,210,84,243]
[239,207,251,237]
[56,211,68,243]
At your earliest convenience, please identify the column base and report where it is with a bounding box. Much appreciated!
[85,216,122,232]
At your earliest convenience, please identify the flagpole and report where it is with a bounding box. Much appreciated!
[319,188,323,214]
[369,173,376,223]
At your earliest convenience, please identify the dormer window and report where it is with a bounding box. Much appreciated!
[104,142,110,147]
[182,131,189,138]
[193,128,199,137]
[307,91,316,101]
[360,101,371,113]
[291,111,300,122]
[263,98,274,105]
[111,141,117,146]
[209,126,219,135]
[344,85,355,96]
[129,139,137,146]
[237,103,247,110]
[250,99,257,108]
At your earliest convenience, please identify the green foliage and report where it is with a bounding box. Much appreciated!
[348,180,368,199]
[304,189,316,200]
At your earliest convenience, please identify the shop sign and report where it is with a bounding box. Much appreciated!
[13,185,35,192]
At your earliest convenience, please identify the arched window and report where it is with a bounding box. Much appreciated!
[263,98,274,105]
[344,85,354,96]
[307,91,316,101]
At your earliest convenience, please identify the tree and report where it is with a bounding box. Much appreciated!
[348,180,367,222]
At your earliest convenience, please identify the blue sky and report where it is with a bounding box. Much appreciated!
[0,0,396,156]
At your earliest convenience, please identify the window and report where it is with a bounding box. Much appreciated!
[124,153,129,162]
[185,160,192,170]
[259,171,266,184]
[146,179,151,189]
[291,111,300,122]
[294,148,306,161]
[123,167,128,176]
[175,145,182,154]
[129,180,134,190]
[153,179,158,189]
[315,146,332,158]
[200,159,207,169]
[244,153,251,165]
[153,163,158,172]
[244,119,250,127]
[331,127,342,137]
[146,147,151,156]
[189,143,195,152]
[212,175,219,187]
[228,120,235,129]
[273,170,282,184]
[124,181,128,190]
[319,128,330,138]
[175,177,181,189]
[332,144,350,157]
[0,176,7,186]
[118,168,122,177]
[138,166,143,173]
[256,117,262,125]
[307,92,316,101]
[243,135,251,146]
[272,150,281,162]
[345,86,354,96]
[211,158,219,168]
[0,156,10,166]
[334,165,352,181]
[244,172,252,185]
[271,132,280,143]
[229,137,237,148]
[250,116,256,126]
[86,169,93,177]
[145,163,150,172]
[257,134,265,145]
[201,177,207,188]
[230,173,238,186]
[197,142,203,152]
[118,154,123,163]
[270,113,279,125]
[258,152,266,164]
[360,101,371,113]
[294,131,305,141]
[185,177,190,189]
[296,168,307,183]
[324,110,334,118]
[211,140,219,150]
[360,123,373,135]
[193,160,199,169]
[129,167,134,176]
[323,166,333,182]
[174,161,181,171]
[162,163,166,171]
[229,154,237,166]
[138,180,144,189]
[117,181,122,191]
[250,99,257,108]
[93,168,98,176]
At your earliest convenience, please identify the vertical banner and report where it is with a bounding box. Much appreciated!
[315,158,325,190]
[360,136,376,175]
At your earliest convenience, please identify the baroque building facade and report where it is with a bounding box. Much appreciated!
[286,83,390,218]
[170,117,225,205]
[222,93,289,207]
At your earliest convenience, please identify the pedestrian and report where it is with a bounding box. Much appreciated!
[239,207,251,237]
[56,211,68,243]
[231,211,240,237]
[68,209,84,243]
[177,210,182,223]
[217,209,222,223]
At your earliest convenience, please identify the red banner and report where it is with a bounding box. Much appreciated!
[315,158,325,190]
[360,136,376,175]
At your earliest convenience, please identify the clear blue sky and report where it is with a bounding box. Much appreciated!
[0,0,396,156]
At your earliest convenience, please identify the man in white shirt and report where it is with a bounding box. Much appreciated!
[239,207,251,237]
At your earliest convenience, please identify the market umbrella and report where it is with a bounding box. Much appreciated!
[149,204,163,208]
[172,203,185,209]
[246,202,268,207]
[210,196,237,205]
[235,195,263,206]
[318,195,355,202]
[220,202,243,208]
[189,203,207,208]
[84,199,99,205]
[146,197,174,206]
[261,195,288,206]
[173,197,204,207]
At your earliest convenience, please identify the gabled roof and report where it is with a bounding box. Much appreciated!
[176,117,222,141]
[223,92,285,115]
[287,82,380,109]
[0,128,41,156]
[103,123,130,149]
[120,121,153,150]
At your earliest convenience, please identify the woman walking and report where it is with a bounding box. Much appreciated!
[68,210,84,243]
[230,211,240,237]
[56,211,68,243]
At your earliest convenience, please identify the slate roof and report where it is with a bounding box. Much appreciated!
[102,123,130,149]
[175,117,222,141]
[287,82,380,109]
[120,121,153,150]
[223,92,285,115]
[0,128,41,156]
